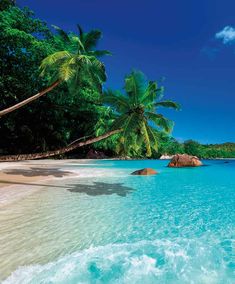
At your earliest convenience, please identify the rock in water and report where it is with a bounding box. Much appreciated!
[131,168,158,175]
[168,154,202,167]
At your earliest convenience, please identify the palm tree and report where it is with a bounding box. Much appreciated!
[0,70,180,161]
[103,70,180,157]
[0,25,110,117]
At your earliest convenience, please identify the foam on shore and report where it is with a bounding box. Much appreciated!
[3,238,233,284]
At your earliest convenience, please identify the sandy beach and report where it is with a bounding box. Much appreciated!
[0,160,83,207]
[0,159,121,207]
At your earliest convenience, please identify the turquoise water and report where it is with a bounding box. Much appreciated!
[1,160,235,283]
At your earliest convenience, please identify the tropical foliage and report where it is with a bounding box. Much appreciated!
[159,139,235,158]
[1,3,232,159]
[102,71,180,157]
[0,5,108,155]
[40,25,110,95]
[0,14,110,117]
[0,0,15,10]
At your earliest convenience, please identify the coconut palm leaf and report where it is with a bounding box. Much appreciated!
[125,71,146,104]
[83,30,102,50]
[141,121,152,156]
[77,24,84,41]
[52,25,70,43]
[146,112,174,133]
[89,50,112,57]
[40,51,71,69]
[59,61,76,81]
[103,90,130,113]
[140,81,157,109]
[146,125,159,152]
[122,113,140,151]
[111,114,130,131]
[154,100,181,110]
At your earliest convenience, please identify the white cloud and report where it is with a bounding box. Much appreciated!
[215,26,235,44]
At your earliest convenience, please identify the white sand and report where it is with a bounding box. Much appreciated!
[0,159,124,207]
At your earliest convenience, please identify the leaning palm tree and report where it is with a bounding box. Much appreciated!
[103,70,180,156]
[0,25,110,117]
[0,70,180,161]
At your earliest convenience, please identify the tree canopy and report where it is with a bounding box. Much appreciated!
[102,71,180,157]
[1,3,232,159]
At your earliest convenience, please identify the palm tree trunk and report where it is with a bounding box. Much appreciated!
[0,80,61,117]
[0,129,122,161]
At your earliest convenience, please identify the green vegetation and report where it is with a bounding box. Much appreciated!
[159,139,235,159]
[100,71,180,157]
[0,2,234,159]
[0,4,110,157]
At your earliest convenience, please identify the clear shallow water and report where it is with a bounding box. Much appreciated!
[0,160,235,283]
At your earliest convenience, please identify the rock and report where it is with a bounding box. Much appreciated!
[168,154,202,167]
[131,168,158,175]
[160,154,174,160]
[86,149,107,159]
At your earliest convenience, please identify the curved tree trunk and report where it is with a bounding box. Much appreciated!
[0,80,61,117]
[0,129,122,162]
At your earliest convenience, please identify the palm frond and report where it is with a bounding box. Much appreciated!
[103,90,129,113]
[146,125,159,152]
[122,113,140,152]
[155,100,181,110]
[140,81,157,108]
[52,25,70,43]
[58,60,76,81]
[141,121,152,157]
[77,24,84,40]
[156,86,164,100]
[124,70,146,104]
[111,114,129,130]
[89,50,112,57]
[90,58,106,82]
[75,54,93,66]
[40,51,72,73]
[83,30,102,50]
[146,112,174,133]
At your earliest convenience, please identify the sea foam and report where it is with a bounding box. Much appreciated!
[3,238,233,284]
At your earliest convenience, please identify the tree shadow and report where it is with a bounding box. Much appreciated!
[3,167,72,178]
[0,180,67,188]
[0,179,135,198]
[67,182,134,197]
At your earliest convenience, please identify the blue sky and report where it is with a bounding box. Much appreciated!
[18,0,235,143]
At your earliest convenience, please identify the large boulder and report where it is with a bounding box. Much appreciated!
[131,168,158,175]
[168,154,202,167]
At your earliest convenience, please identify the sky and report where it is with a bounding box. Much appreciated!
[18,0,235,144]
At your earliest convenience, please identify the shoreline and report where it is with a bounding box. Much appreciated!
[0,159,126,207]
[0,157,234,207]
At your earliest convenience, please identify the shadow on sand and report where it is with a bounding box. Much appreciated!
[67,182,134,197]
[3,167,71,178]
[0,180,135,197]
